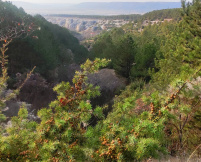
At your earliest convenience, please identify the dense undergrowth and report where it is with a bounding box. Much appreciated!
[0,0,201,161]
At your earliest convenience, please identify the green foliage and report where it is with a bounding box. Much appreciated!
[85,1,201,160]
[34,58,109,161]
[0,0,201,161]
[0,106,37,161]
[85,86,167,161]
[152,0,201,89]
[146,0,201,155]
[90,20,175,81]
[0,58,109,161]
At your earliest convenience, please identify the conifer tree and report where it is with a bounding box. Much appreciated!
[149,0,201,155]
[0,58,109,161]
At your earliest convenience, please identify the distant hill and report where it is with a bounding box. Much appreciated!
[49,8,181,22]
[142,8,182,21]
[12,2,181,15]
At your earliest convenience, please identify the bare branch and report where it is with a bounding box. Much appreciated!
[0,16,39,43]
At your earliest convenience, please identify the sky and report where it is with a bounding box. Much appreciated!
[2,0,184,4]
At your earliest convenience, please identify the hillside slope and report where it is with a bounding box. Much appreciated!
[0,1,88,81]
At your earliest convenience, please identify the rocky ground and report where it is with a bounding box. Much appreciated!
[2,66,126,126]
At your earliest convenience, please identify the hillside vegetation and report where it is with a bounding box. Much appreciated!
[0,0,201,161]
[89,19,176,81]
[0,0,88,81]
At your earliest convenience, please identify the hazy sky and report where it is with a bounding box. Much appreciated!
[3,0,184,4]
